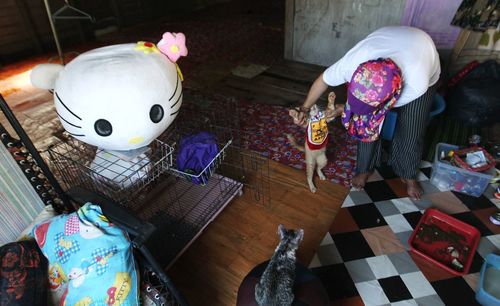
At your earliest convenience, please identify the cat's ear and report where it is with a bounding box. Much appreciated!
[278,224,286,239]
[292,229,304,245]
[30,64,64,90]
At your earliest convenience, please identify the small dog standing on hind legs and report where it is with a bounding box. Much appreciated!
[287,92,336,193]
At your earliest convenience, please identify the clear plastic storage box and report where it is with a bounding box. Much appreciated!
[430,143,495,197]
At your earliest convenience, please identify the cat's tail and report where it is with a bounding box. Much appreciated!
[286,134,305,152]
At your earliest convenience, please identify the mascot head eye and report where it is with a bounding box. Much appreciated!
[94,119,112,136]
[149,104,164,123]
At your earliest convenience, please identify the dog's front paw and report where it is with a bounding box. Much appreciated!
[318,171,327,180]
[328,91,336,104]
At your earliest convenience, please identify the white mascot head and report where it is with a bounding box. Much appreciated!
[30,32,188,151]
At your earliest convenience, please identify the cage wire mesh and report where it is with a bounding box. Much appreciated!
[46,93,271,268]
[48,137,174,206]
[158,94,271,206]
[175,92,271,206]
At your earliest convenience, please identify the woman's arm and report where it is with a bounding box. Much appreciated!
[296,73,329,125]
[303,73,329,109]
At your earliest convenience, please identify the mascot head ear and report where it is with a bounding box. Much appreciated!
[30,64,64,90]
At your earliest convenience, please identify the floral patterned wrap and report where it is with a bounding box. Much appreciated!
[341,58,403,142]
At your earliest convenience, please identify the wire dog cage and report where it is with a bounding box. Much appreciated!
[1,90,271,305]
[46,92,271,269]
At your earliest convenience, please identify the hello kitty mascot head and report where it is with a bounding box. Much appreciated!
[30,32,188,151]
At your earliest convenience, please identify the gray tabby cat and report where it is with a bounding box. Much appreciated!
[255,224,304,306]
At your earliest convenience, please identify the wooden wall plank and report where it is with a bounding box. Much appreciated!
[0,0,16,9]
[0,11,19,20]
[264,61,323,84]
[0,0,79,59]
[13,0,43,53]
[284,0,294,60]
[0,25,25,36]
[0,42,32,54]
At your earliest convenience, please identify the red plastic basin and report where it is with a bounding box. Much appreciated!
[408,208,480,276]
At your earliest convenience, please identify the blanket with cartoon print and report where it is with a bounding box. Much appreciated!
[32,203,139,306]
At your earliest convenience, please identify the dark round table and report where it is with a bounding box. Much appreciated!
[236,261,329,306]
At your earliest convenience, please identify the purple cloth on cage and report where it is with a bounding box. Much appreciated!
[176,132,219,185]
[401,0,462,49]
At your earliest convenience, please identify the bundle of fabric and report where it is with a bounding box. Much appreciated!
[0,240,48,306]
[32,203,140,305]
[176,132,219,185]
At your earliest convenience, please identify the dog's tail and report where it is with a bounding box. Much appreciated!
[286,134,305,152]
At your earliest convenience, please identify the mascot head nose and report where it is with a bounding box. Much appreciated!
[128,136,144,145]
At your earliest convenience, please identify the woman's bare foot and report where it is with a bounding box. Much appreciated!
[401,178,423,200]
[351,171,373,189]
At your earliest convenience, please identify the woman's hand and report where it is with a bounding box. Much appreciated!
[289,107,308,127]
[325,104,345,122]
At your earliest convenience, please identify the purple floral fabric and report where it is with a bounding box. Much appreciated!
[341,58,403,142]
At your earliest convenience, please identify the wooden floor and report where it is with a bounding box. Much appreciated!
[168,159,348,306]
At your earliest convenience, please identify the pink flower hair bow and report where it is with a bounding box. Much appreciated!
[157,32,188,63]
